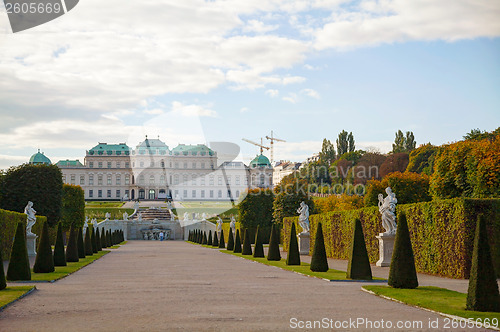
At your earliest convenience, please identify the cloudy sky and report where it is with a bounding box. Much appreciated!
[0,0,499,169]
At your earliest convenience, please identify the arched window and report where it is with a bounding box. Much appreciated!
[160,175,165,185]
[139,174,145,184]
[149,175,155,184]
[174,174,179,185]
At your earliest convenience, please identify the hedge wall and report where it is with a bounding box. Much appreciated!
[0,208,49,260]
[220,222,272,245]
[282,198,500,279]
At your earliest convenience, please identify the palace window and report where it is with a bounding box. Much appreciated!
[149,175,155,184]
[160,175,165,185]
[98,175,103,186]
[125,162,130,168]
[201,190,205,198]
[98,190,102,198]
[236,176,240,185]
[116,190,120,198]
[80,175,85,185]
[227,176,231,185]
[116,162,121,168]
[201,162,205,169]
[191,175,196,185]
[209,176,214,186]
[125,175,130,185]
[183,175,188,183]
[174,175,179,185]
[107,162,112,168]
[201,177,205,186]
[89,190,93,198]
[174,162,179,168]
[140,161,144,167]
[70,174,75,185]
[150,161,154,167]
[183,162,187,169]
[89,162,94,168]
[107,175,112,185]
[98,162,103,168]
[161,161,165,168]
[183,190,187,198]
[210,190,214,198]
[218,190,222,198]
[139,175,145,184]
[218,176,222,186]
[236,190,240,198]
[192,162,196,169]
[192,190,196,198]
[116,175,121,185]
[62,175,66,183]
[89,175,94,185]
[107,190,111,198]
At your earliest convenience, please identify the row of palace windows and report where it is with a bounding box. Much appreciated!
[88,161,130,169]
[170,189,239,199]
[64,174,131,186]
[132,161,215,169]
[88,189,129,199]
[136,174,247,186]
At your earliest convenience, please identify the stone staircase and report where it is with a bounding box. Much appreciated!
[132,208,172,221]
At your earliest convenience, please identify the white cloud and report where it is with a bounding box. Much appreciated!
[143,109,165,115]
[265,89,279,97]
[171,101,217,118]
[240,107,250,113]
[357,140,393,154]
[243,20,279,33]
[282,93,298,103]
[272,140,323,162]
[301,88,320,99]
[314,0,500,50]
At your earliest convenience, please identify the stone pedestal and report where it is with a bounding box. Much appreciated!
[298,232,310,255]
[376,233,395,267]
[26,233,38,257]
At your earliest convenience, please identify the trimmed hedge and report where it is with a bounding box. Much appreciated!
[282,198,500,279]
[0,208,48,260]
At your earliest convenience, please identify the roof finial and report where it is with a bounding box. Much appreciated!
[37,148,40,153]
[145,135,148,140]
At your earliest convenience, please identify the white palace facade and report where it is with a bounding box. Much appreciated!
[43,138,273,201]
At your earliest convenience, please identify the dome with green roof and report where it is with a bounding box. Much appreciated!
[29,149,51,165]
[171,144,215,156]
[135,137,169,155]
[250,154,271,168]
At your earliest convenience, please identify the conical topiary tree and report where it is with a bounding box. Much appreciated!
[233,229,242,253]
[91,227,98,253]
[310,222,329,272]
[388,212,418,289]
[202,231,207,245]
[219,229,225,248]
[346,219,372,280]
[66,225,79,262]
[242,229,252,255]
[106,230,111,247]
[213,231,219,248]
[95,228,102,251]
[77,227,85,258]
[7,222,31,281]
[466,215,500,312]
[207,230,213,246]
[267,224,281,261]
[100,228,107,248]
[33,221,55,273]
[286,223,300,265]
[227,228,234,250]
[53,222,67,267]
[253,226,265,258]
[84,227,93,256]
[0,238,7,290]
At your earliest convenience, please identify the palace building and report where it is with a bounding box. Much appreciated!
[31,137,273,201]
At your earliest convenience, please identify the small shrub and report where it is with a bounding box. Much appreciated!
[84,228,93,256]
[53,222,67,266]
[267,224,281,261]
[242,229,252,255]
[77,227,85,258]
[233,229,242,253]
[310,222,329,272]
[91,227,98,253]
[95,228,102,251]
[212,231,219,248]
[66,225,79,262]
[219,229,225,248]
[227,229,234,250]
[286,223,300,265]
[6,222,31,281]
[346,219,372,280]
[253,226,265,258]
[207,230,213,246]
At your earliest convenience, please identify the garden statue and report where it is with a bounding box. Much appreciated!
[137,212,143,222]
[167,201,172,210]
[123,211,129,220]
[24,201,37,235]
[104,212,111,221]
[217,217,223,232]
[202,213,207,220]
[230,216,236,231]
[83,218,88,235]
[183,212,190,221]
[297,201,310,234]
[378,187,397,235]
[92,218,97,228]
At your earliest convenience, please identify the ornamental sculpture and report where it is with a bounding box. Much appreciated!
[378,187,397,235]
[297,201,310,234]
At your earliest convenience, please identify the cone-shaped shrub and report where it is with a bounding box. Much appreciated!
[310,222,329,272]
[242,229,252,255]
[286,223,300,265]
[33,222,55,273]
[207,230,213,246]
[466,215,500,312]
[346,219,372,280]
[227,229,234,250]
[233,229,242,253]
[0,238,6,290]
[202,231,207,245]
[100,228,106,248]
[267,224,281,261]
[7,222,31,281]
[197,230,201,243]
[53,222,67,266]
[388,212,418,289]
[84,227,93,256]
[91,228,98,253]
[219,229,225,248]
[253,226,265,258]
[66,225,79,262]
[95,228,102,251]
[213,231,219,248]
[77,227,85,258]
[106,230,111,247]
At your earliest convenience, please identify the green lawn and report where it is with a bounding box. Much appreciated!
[85,208,134,220]
[28,250,109,282]
[109,241,128,249]
[363,286,500,323]
[85,201,125,208]
[176,201,237,217]
[0,286,35,309]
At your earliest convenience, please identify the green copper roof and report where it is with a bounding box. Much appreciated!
[88,143,130,155]
[171,144,214,156]
[250,154,271,168]
[55,159,84,167]
[29,150,51,165]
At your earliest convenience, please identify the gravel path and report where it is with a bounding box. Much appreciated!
[0,241,485,331]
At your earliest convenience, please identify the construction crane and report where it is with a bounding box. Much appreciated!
[242,138,270,155]
[265,130,286,164]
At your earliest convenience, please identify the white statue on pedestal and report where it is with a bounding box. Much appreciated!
[378,187,397,235]
[202,213,207,220]
[123,212,129,221]
[83,219,88,235]
[297,201,310,234]
[230,216,236,231]
[24,201,37,236]
[183,212,190,221]
[216,217,223,232]
[92,218,98,228]
[104,212,111,221]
